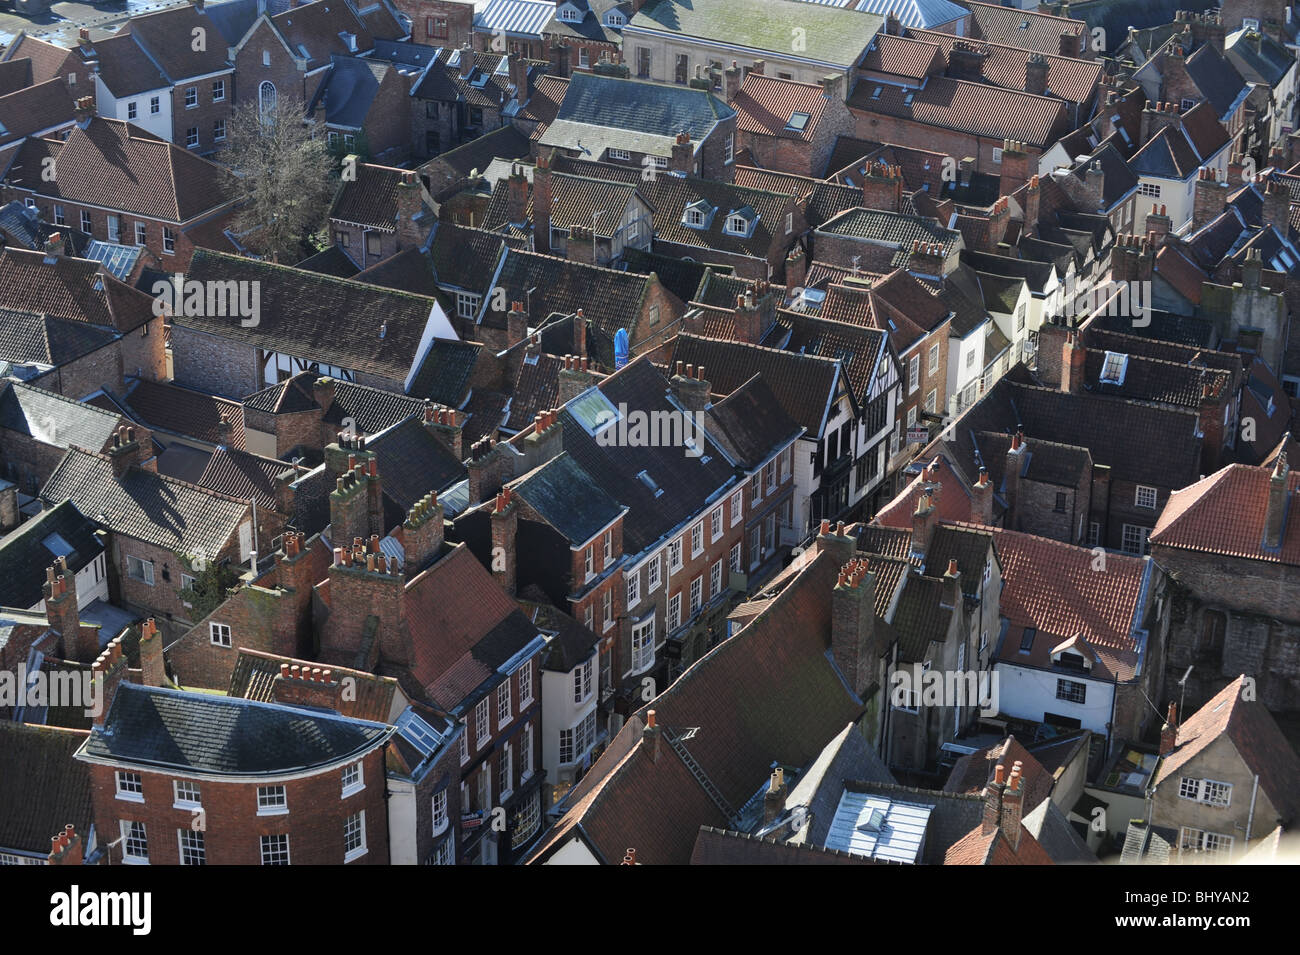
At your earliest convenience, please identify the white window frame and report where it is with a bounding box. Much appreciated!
[992,147,1003,164]
[80,209,93,234]
[134,221,147,246]
[341,761,363,797]
[928,342,939,374]
[710,506,723,542]
[163,227,176,254]
[458,729,469,765]
[647,555,662,592]
[475,696,491,746]
[212,78,225,102]
[668,537,683,573]
[127,100,138,120]
[1135,485,1158,509]
[184,86,198,109]
[257,784,288,815]
[177,828,205,865]
[260,833,290,865]
[343,810,366,862]
[496,680,512,728]
[730,489,743,526]
[116,771,144,802]
[210,622,231,647]
[690,522,703,558]
[1179,777,1232,807]
[574,658,594,704]
[729,542,742,574]
[120,820,148,863]
[173,780,201,809]
[1121,524,1150,556]
[908,355,919,393]
[710,559,723,598]
[602,587,613,631]
[608,148,631,161]
[520,723,534,782]
[518,660,533,707]
[689,574,703,614]
[627,570,641,608]
[631,617,656,673]
[432,789,448,835]
[150,95,161,114]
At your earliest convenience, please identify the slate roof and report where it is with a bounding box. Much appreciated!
[353,247,440,297]
[668,333,844,437]
[0,307,119,368]
[965,1,1085,55]
[270,0,376,72]
[639,174,793,259]
[1183,42,1249,120]
[118,3,236,80]
[310,55,392,128]
[181,250,446,386]
[0,382,122,451]
[367,416,467,511]
[418,124,533,184]
[706,373,803,469]
[1021,798,1098,864]
[513,451,624,545]
[326,380,427,436]
[621,246,715,304]
[505,350,564,432]
[0,499,103,611]
[1082,349,1230,409]
[1225,28,1294,87]
[406,339,482,406]
[540,71,735,159]
[818,207,962,256]
[848,75,1070,147]
[483,171,641,238]
[80,683,392,774]
[6,119,234,223]
[330,163,423,232]
[1151,463,1300,566]
[732,73,829,142]
[42,447,251,555]
[84,33,168,97]
[690,826,874,863]
[121,379,247,450]
[1152,675,1300,823]
[1130,105,1229,181]
[781,311,888,403]
[0,722,92,856]
[427,222,508,297]
[197,447,287,511]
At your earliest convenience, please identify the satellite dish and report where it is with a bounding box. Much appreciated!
[614,328,629,369]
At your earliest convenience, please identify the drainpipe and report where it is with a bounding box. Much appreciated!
[1245,773,1259,847]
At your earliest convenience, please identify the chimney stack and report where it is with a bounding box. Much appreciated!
[138,617,165,687]
[670,361,711,413]
[558,353,597,403]
[402,492,444,575]
[1159,702,1179,756]
[973,467,993,526]
[982,763,1006,834]
[1061,330,1086,394]
[1001,761,1024,849]
[533,152,553,253]
[831,558,877,697]
[91,635,128,726]
[44,557,91,661]
[671,132,694,176]
[1264,444,1289,549]
[272,662,345,711]
[1025,53,1048,96]
[48,824,83,865]
[643,709,661,762]
[423,403,465,460]
[911,489,938,555]
[491,487,518,596]
[1005,431,1027,530]
[763,767,787,825]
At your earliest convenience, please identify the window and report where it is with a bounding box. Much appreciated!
[260,833,290,865]
[212,79,225,102]
[520,723,533,781]
[1087,522,1100,547]
[560,5,581,21]
[214,119,226,141]
[584,545,594,579]
[128,100,138,120]
[185,126,199,148]
[497,680,511,726]
[686,207,704,227]
[602,588,613,629]
[710,506,723,542]
[173,780,201,809]
[785,211,793,234]
[603,529,613,563]
[653,157,668,169]
[725,214,748,235]
[649,303,660,326]
[344,811,366,861]
[710,559,723,598]
[906,406,917,429]
[667,592,682,631]
[925,389,937,414]
[1135,485,1157,509]
[637,47,651,78]
[1054,492,1067,513]
[475,696,491,745]
[560,710,598,763]
[341,762,363,797]
[431,790,449,835]
[427,15,448,37]
[81,210,93,234]
[1179,777,1232,807]
[579,47,589,67]
[928,343,939,374]
[1138,182,1161,198]
[608,148,631,161]
[1121,524,1150,556]
[1242,17,1259,29]
[584,605,593,630]
[908,355,919,393]
[1180,827,1233,857]
[518,660,533,706]
[258,80,276,121]
[647,556,661,592]
[631,617,655,673]
[1056,679,1086,704]
[163,227,175,254]
[127,555,154,585]
[627,571,640,608]
[458,730,468,765]
[116,771,144,801]
[327,131,340,148]
[724,132,734,164]
[455,292,481,319]
[135,221,147,245]
[730,489,743,526]
[1019,627,1036,652]
[668,537,683,573]
[150,96,160,114]
[429,838,454,865]
[178,829,205,865]
[498,743,513,798]
[992,147,1003,164]
[729,542,742,574]
[691,522,703,557]
[210,622,231,647]
[185,86,198,109]
[121,821,148,863]
[689,575,703,614]
[366,233,382,257]
[1015,302,1026,332]
[751,473,761,503]
[54,205,65,226]
[257,785,287,814]
[607,12,624,25]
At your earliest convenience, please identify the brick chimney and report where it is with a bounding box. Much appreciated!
[733,287,762,344]
[1081,158,1105,213]
[507,299,528,349]
[312,375,337,414]
[982,763,1006,834]
[973,467,993,525]
[1025,53,1049,96]
[911,489,938,555]
[508,51,528,98]
[820,73,844,102]
[1023,174,1040,235]
[724,61,742,102]
[48,825,83,865]
[942,556,962,608]
[669,361,711,413]
[533,152,553,253]
[1005,431,1027,529]
[523,407,564,471]
[1262,178,1291,237]
[491,488,518,596]
[643,708,661,761]
[507,165,529,225]
[396,170,425,249]
[1145,203,1171,243]
[671,132,694,176]
[325,539,411,667]
[138,617,166,687]
[831,558,876,697]
[948,40,987,81]
[558,354,596,403]
[403,492,444,575]
[549,41,570,78]
[108,426,147,479]
[73,95,95,127]
[1058,30,1075,57]
[43,557,91,660]
[907,239,946,280]
[785,245,807,292]
[987,196,1011,251]
[423,403,464,460]
[1159,702,1179,756]
[1264,446,1289,549]
[573,309,588,360]
[999,140,1029,196]
[272,662,344,711]
[1140,101,1183,146]
[91,635,127,725]
[763,766,787,825]
[1192,167,1228,229]
[1035,317,1068,388]
[1001,760,1024,849]
[329,456,379,546]
[458,44,475,78]
[816,519,857,565]
[860,160,903,213]
[1061,330,1086,394]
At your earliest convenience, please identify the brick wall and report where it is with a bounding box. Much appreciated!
[396,0,476,49]
[0,432,83,492]
[362,71,414,163]
[739,93,854,178]
[171,326,261,398]
[1015,474,1090,544]
[170,69,235,156]
[87,744,388,864]
[234,21,310,110]
[112,534,245,641]
[848,108,1042,178]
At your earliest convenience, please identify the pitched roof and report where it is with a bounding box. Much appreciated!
[943,735,1054,812]
[330,163,422,232]
[180,249,448,386]
[270,0,375,72]
[196,447,287,511]
[367,416,467,511]
[0,307,119,368]
[639,174,794,259]
[116,4,235,79]
[1153,675,1300,823]
[7,118,234,223]
[943,816,1054,864]
[0,381,123,450]
[228,647,398,723]
[83,33,168,97]
[309,55,393,127]
[0,499,103,611]
[1,35,74,83]
[80,683,391,774]
[632,0,881,68]
[483,170,641,238]
[0,247,155,332]
[706,373,804,469]
[0,77,76,147]
[1151,463,1300,565]
[849,75,1070,147]
[121,379,246,450]
[731,73,829,142]
[818,207,962,257]
[965,1,1085,54]
[862,33,944,79]
[42,447,251,555]
[474,0,557,37]
[406,338,482,407]
[850,0,968,28]
[910,28,1102,105]
[513,451,624,544]
[0,722,92,856]
[1183,43,1249,120]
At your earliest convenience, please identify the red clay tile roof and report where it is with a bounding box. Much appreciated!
[965,1,1086,54]
[861,33,943,80]
[8,119,234,223]
[196,447,287,511]
[943,735,1054,813]
[1151,463,1300,565]
[911,28,1103,105]
[519,74,568,140]
[848,75,1070,147]
[731,73,828,142]
[1154,245,1207,305]
[944,819,1054,864]
[118,4,236,80]
[330,163,417,232]
[1153,675,1300,822]
[123,379,246,449]
[0,78,75,147]
[2,35,75,83]
[875,460,976,527]
[960,522,1149,681]
[0,247,154,332]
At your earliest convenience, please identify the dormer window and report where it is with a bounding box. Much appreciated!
[606,11,625,26]
[683,200,713,229]
[723,213,754,236]
[559,5,581,21]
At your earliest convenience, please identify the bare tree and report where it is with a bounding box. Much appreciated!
[222,95,335,263]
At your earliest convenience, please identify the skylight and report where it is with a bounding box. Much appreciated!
[42,532,75,558]
[569,387,620,436]
[396,709,445,757]
[786,112,811,132]
[1099,351,1129,385]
